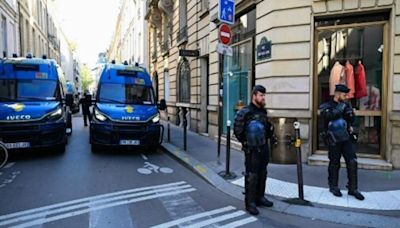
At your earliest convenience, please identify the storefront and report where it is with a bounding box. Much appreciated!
[314,12,390,158]
[254,0,400,169]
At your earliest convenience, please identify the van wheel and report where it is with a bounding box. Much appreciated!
[147,145,159,152]
[91,144,101,153]
[54,144,66,154]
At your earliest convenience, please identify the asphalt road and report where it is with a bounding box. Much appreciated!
[0,117,356,228]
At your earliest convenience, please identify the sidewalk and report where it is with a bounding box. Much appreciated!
[160,121,400,227]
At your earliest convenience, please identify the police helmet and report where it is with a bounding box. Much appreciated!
[246,120,266,147]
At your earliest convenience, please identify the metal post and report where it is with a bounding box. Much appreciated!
[217,53,224,160]
[167,116,171,142]
[284,120,311,206]
[294,121,304,200]
[183,108,187,151]
[219,120,236,179]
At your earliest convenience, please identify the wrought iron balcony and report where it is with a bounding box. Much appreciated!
[161,40,170,54]
[176,26,188,44]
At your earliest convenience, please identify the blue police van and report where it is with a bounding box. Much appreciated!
[90,62,166,152]
[0,55,74,153]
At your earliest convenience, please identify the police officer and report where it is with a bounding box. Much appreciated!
[234,85,274,215]
[320,84,364,200]
[80,90,92,127]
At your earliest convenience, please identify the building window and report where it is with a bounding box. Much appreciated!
[1,15,7,57]
[315,15,388,155]
[164,71,170,102]
[178,58,190,103]
[201,0,209,12]
[177,0,187,43]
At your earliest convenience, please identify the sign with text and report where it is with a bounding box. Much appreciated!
[217,43,233,56]
[179,49,200,57]
[257,37,272,61]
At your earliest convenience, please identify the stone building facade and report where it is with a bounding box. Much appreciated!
[145,0,400,169]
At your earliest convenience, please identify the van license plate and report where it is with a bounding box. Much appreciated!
[5,142,31,149]
[120,140,140,145]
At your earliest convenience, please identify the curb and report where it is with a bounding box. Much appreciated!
[160,142,400,228]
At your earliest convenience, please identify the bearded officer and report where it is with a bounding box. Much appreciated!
[320,84,364,200]
[234,85,274,215]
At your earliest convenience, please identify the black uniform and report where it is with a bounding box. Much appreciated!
[80,93,92,126]
[320,99,364,200]
[234,102,274,214]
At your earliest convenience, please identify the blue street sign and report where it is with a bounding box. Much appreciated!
[218,0,235,25]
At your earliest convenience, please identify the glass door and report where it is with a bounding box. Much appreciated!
[315,22,387,156]
[222,40,253,134]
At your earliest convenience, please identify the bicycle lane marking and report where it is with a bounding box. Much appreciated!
[137,154,174,175]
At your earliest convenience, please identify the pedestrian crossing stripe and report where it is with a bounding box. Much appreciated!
[0,181,195,228]
[151,206,257,228]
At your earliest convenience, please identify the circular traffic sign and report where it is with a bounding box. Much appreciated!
[219,24,232,45]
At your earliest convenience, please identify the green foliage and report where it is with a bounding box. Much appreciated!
[80,65,93,91]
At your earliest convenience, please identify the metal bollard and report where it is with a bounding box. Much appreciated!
[183,108,187,151]
[284,120,312,206]
[167,116,171,142]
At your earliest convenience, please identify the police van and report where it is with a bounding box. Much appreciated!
[90,62,166,152]
[0,55,73,153]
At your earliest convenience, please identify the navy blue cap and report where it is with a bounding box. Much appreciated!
[335,84,350,93]
[252,85,266,94]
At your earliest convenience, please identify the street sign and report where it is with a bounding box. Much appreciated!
[257,37,272,61]
[218,24,232,45]
[179,49,200,57]
[218,0,235,25]
[217,43,233,56]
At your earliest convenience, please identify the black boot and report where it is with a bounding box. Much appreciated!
[256,171,273,207]
[328,163,342,197]
[347,160,365,201]
[245,173,259,215]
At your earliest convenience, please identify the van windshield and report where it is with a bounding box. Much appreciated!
[0,79,60,101]
[99,83,155,105]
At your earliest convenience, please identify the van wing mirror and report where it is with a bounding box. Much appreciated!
[158,99,167,110]
[65,94,74,107]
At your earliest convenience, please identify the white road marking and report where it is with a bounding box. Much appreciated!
[184,211,246,228]
[141,154,148,160]
[3,162,15,169]
[157,193,209,227]
[232,177,400,210]
[9,188,196,228]
[89,204,136,228]
[1,184,193,226]
[217,217,258,228]
[0,181,186,220]
[151,206,235,228]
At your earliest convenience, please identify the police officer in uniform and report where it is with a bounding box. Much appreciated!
[80,90,93,127]
[320,84,364,200]
[234,85,274,215]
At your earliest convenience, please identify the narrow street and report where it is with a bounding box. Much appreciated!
[0,117,350,228]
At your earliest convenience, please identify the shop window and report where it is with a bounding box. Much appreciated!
[178,58,190,103]
[316,23,386,155]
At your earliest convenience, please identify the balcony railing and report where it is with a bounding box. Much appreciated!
[176,26,188,44]
[152,51,157,62]
[161,40,170,54]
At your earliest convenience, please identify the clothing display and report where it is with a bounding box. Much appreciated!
[345,61,355,99]
[329,61,346,96]
[354,61,367,99]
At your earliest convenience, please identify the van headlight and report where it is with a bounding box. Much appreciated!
[46,107,63,121]
[151,114,160,123]
[94,109,107,122]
